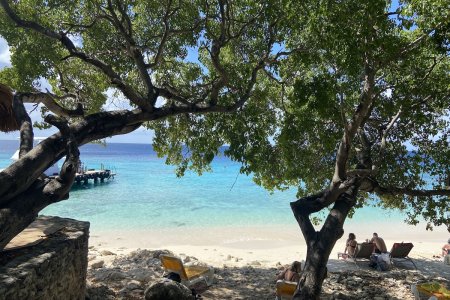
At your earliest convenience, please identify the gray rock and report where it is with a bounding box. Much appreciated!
[144,279,194,300]
[130,269,153,282]
[91,260,105,269]
[126,280,142,290]
[108,271,126,280]
[100,250,116,256]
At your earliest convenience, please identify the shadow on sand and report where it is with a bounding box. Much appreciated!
[85,253,449,300]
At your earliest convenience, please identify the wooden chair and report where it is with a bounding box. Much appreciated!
[389,242,417,269]
[160,254,214,287]
[275,280,297,300]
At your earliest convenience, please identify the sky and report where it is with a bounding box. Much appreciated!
[0,36,155,143]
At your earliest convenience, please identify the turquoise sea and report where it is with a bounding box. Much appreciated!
[0,140,405,233]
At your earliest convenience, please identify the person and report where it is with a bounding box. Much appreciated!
[276,261,301,282]
[370,233,387,254]
[345,233,358,257]
[442,238,450,257]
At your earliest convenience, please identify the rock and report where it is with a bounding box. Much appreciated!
[249,261,261,266]
[100,250,116,256]
[226,255,232,261]
[90,260,105,269]
[130,269,153,282]
[183,256,191,263]
[373,297,385,300]
[234,258,239,262]
[108,271,126,280]
[85,284,115,300]
[144,279,194,300]
[126,280,142,290]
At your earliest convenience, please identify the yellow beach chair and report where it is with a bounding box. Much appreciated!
[160,254,214,288]
[276,279,297,300]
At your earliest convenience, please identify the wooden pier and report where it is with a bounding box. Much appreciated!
[74,169,115,185]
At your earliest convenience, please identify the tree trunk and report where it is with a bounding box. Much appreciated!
[0,137,79,250]
[291,184,359,299]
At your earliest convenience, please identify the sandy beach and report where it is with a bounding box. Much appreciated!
[85,222,450,299]
[89,221,449,268]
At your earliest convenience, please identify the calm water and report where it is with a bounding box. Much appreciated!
[0,140,403,232]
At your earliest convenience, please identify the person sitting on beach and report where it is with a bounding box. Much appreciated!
[442,238,450,257]
[276,261,301,282]
[370,232,387,254]
[345,233,357,257]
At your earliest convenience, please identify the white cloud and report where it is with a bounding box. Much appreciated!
[0,37,11,68]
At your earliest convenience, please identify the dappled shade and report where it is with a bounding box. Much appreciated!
[0,83,19,132]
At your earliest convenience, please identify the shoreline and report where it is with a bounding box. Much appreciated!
[88,222,449,268]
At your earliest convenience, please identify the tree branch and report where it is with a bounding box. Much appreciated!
[12,94,34,158]
[106,0,156,108]
[374,106,402,171]
[146,0,173,69]
[17,92,84,118]
[332,60,376,184]
[0,0,148,109]
[373,184,450,197]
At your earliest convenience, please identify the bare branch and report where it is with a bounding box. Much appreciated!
[378,106,402,157]
[12,94,34,158]
[105,0,155,108]
[18,92,84,118]
[374,185,450,197]
[146,0,173,69]
[332,60,376,185]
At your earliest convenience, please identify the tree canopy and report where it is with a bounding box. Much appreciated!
[150,0,450,230]
[0,0,289,250]
[0,0,449,298]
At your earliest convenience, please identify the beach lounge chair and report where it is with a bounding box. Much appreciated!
[389,242,417,269]
[275,280,297,300]
[339,242,375,268]
[159,254,214,288]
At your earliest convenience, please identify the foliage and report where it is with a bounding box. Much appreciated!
[0,0,448,229]
[149,0,450,229]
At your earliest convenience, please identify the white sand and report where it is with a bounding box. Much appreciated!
[89,221,449,269]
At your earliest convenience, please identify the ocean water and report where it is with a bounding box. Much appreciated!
[0,140,404,233]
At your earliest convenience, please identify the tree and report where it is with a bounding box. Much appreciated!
[149,0,450,299]
[0,0,287,249]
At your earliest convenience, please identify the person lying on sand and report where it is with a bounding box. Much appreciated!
[276,261,301,282]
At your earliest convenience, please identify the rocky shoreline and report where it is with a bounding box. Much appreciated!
[85,248,449,299]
